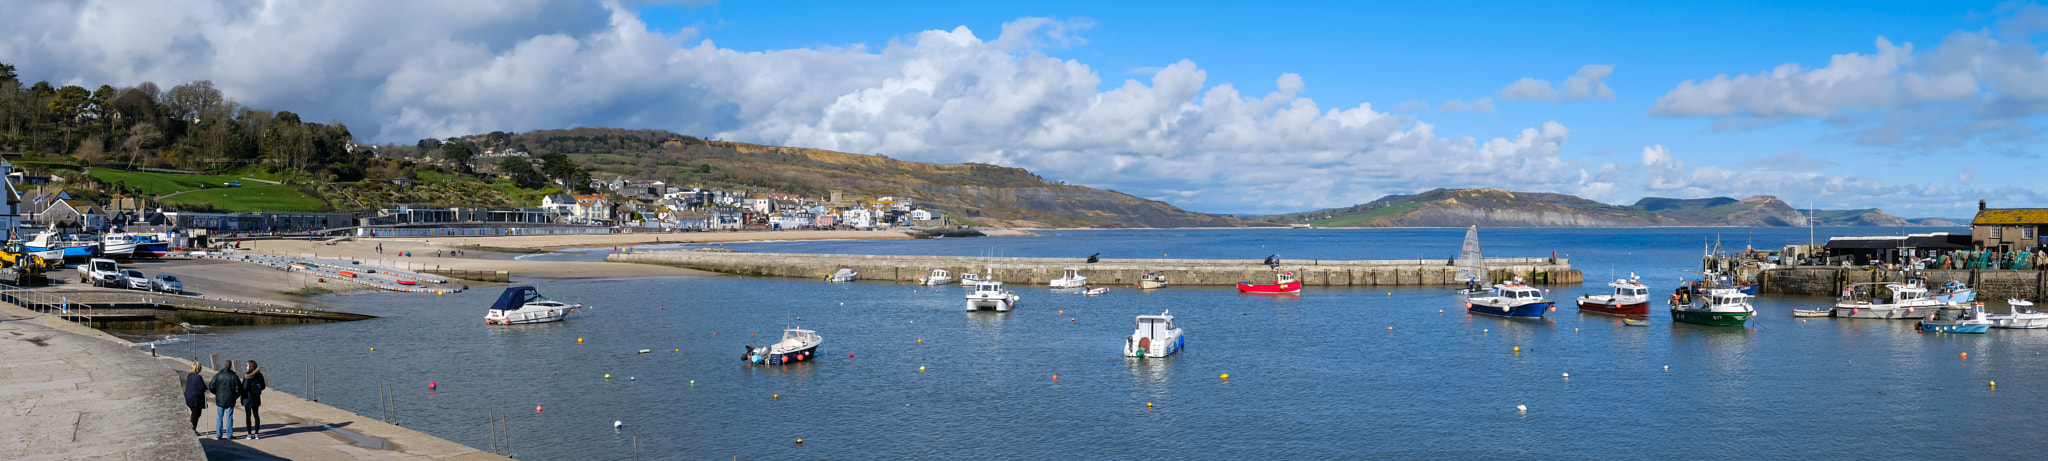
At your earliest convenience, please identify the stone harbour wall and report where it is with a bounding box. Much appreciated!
[608,251,1582,287]
[1760,267,2048,301]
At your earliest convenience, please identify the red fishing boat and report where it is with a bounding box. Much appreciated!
[1577,274,1650,316]
[1238,271,1301,294]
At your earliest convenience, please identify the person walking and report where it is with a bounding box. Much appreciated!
[182,362,208,435]
[209,362,242,440]
[240,360,267,439]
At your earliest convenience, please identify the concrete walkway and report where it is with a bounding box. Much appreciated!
[0,302,204,460]
[0,302,507,460]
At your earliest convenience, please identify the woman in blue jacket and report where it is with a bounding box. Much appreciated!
[182,362,207,435]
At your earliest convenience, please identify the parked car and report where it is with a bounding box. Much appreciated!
[225,181,243,187]
[121,269,149,290]
[151,273,183,294]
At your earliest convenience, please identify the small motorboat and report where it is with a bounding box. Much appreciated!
[966,280,1019,312]
[1465,280,1553,318]
[1238,271,1302,294]
[1791,309,1834,318]
[132,233,171,258]
[920,269,953,286]
[958,272,983,286]
[1833,282,1944,319]
[1578,274,1650,316]
[1928,279,1977,304]
[1918,302,1991,334]
[23,231,97,258]
[99,233,140,259]
[1138,271,1169,289]
[484,286,578,325]
[1049,267,1088,289]
[395,279,418,285]
[1124,310,1184,358]
[1988,299,2048,329]
[1084,286,1109,296]
[826,268,858,283]
[1622,318,1650,326]
[745,329,823,365]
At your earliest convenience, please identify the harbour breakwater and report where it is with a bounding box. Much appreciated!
[608,251,1582,286]
[1761,267,2048,301]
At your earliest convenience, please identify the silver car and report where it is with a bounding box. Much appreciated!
[151,274,183,294]
[121,269,149,290]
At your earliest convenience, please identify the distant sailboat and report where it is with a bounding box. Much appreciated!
[1455,226,1489,295]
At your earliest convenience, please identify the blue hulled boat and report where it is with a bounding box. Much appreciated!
[1917,302,1991,334]
[23,231,97,258]
[1465,282,1553,318]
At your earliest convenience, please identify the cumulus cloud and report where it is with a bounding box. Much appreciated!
[1437,97,1496,113]
[1652,4,2048,152]
[1599,144,2020,217]
[1496,64,1616,101]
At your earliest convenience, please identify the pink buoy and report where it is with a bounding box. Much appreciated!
[536,406,543,413]
[428,381,437,390]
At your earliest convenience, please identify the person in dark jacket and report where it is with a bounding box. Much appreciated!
[209,363,242,440]
[182,362,208,435]
[240,360,267,439]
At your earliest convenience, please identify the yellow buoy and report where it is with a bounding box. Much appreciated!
[604,374,611,379]
[1146,402,1153,408]
[1513,347,1520,353]
[1483,329,1489,333]
[917,339,923,343]
[578,338,584,344]
[796,438,803,444]
[919,366,926,372]
[1220,373,1229,380]
[369,347,375,351]
[1387,292,1391,296]
[1990,381,1997,387]
[773,394,779,399]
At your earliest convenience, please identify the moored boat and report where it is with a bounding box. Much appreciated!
[1124,310,1184,358]
[1465,280,1553,318]
[1670,286,1754,327]
[1453,226,1491,296]
[745,329,823,365]
[826,268,858,283]
[1929,280,1977,304]
[1138,271,1169,289]
[1833,282,1944,319]
[1084,286,1109,296]
[24,231,97,258]
[1049,268,1087,289]
[1578,274,1649,316]
[484,285,578,325]
[958,272,983,286]
[1917,303,1991,334]
[920,269,953,286]
[1238,271,1302,294]
[1987,299,2048,329]
[966,280,1019,312]
[1792,309,1833,318]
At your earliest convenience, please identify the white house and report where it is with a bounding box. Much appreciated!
[541,194,578,218]
[842,208,873,228]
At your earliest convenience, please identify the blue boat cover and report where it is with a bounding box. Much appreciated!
[490,286,540,312]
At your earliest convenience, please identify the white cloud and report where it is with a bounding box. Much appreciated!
[1652,5,2048,151]
[1496,64,1616,101]
[1959,166,1976,185]
[1438,97,1496,113]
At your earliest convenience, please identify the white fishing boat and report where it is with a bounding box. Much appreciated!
[1084,286,1109,296]
[1988,299,2048,329]
[744,329,823,365]
[1138,271,1169,289]
[1049,268,1087,289]
[958,272,983,286]
[99,233,140,259]
[1833,282,1944,319]
[826,268,858,283]
[966,280,1019,312]
[919,269,953,286]
[1454,226,1490,295]
[484,286,578,325]
[1123,310,1184,358]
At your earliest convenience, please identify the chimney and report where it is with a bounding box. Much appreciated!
[1979,199,1986,211]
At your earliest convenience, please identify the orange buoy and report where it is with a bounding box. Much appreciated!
[1962,353,1968,359]
[1052,374,1058,381]
[536,406,543,413]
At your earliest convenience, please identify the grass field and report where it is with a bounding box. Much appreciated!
[85,168,287,197]
[158,184,327,212]
[1306,201,1425,227]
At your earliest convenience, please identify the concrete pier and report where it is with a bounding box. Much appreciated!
[1761,267,2048,301]
[608,251,1582,286]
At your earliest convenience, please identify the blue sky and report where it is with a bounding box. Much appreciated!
[8,1,2046,217]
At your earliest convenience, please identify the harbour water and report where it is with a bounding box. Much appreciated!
[150,227,2048,458]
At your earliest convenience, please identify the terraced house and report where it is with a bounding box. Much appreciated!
[1970,200,2048,252]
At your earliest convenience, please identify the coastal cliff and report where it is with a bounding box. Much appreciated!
[1269,188,1949,228]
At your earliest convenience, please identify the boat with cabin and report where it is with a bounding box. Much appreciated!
[1669,285,1754,327]
[966,280,1019,312]
[1454,226,1491,296]
[826,268,858,283]
[1124,311,1184,358]
[745,329,823,365]
[957,271,983,286]
[1918,303,1991,334]
[1465,280,1553,318]
[920,269,953,286]
[1049,268,1087,289]
[1238,271,1302,294]
[1987,299,2048,329]
[1833,281,1945,319]
[1138,271,1169,289]
[24,231,97,258]
[1578,274,1650,316]
[131,233,171,258]
[1929,279,1977,304]
[484,286,578,325]
[1084,286,1109,296]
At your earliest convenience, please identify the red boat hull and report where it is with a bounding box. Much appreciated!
[1577,300,1649,316]
[1238,281,1302,294]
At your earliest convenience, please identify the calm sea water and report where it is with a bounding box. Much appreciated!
[159,227,2048,459]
